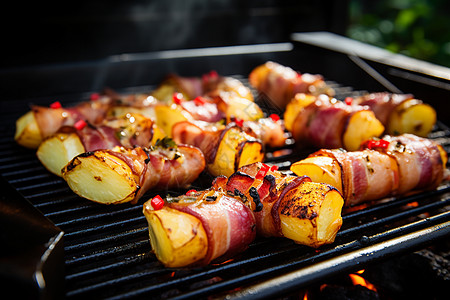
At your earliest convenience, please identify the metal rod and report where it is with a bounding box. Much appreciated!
[225,220,450,299]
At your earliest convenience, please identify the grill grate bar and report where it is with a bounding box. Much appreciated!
[65,252,155,282]
[64,216,146,239]
[7,173,56,184]
[1,165,48,177]
[64,227,148,253]
[54,205,143,227]
[342,183,450,222]
[338,199,450,238]
[65,240,150,266]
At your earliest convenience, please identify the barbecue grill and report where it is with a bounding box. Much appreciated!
[1,32,449,299]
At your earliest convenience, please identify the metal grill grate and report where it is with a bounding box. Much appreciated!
[1,77,449,300]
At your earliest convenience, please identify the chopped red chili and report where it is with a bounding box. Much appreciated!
[344,97,353,105]
[74,119,87,130]
[50,101,62,109]
[270,165,279,172]
[151,195,164,210]
[90,93,100,101]
[173,93,184,105]
[235,118,244,127]
[366,139,389,150]
[256,163,270,179]
[193,96,207,106]
[269,113,280,122]
[186,189,197,195]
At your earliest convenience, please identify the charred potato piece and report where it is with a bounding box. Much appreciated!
[15,111,42,149]
[62,150,139,204]
[154,104,193,137]
[208,127,264,177]
[343,110,385,151]
[143,204,208,268]
[387,99,436,137]
[290,156,343,194]
[223,96,263,122]
[278,181,344,247]
[37,133,85,176]
[283,93,316,132]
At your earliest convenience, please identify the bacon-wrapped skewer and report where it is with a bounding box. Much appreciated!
[172,121,265,177]
[171,115,286,177]
[284,93,385,151]
[249,61,335,109]
[62,141,205,205]
[144,188,256,268]
[36,113,165,176]
[352,92,437,137]
[151,70,254,103]
[143,162,344,267]
[14,95,115,149]
[291,134,448,207]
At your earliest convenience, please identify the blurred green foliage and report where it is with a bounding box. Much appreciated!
[347,0,450,67]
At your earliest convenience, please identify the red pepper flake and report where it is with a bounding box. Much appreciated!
[90,93,100,101]
[269,113,280,122]
[50,101,62,109]
[296,72,302,78]
[208,70,218,79]
[344,97,353,105]
[270,165,279,172]
[194,96,207,106]
[202,70,219,83]
[151,195,164,210]
[366,139,389,150]
[74,119,87,130]
[256,163,270,179]
[235,118,244,127]
[173,93,184,105]
[186,189,197,195]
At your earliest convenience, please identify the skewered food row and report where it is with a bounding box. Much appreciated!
[15,73,287,200]
[291,134,448,207]
[36,113,165,176]
[143,162,344,267]
[352,92,437,137]
[284,93,385,151]
[249,61,336,109]
[62,140,205,205]
[250,61,437,140]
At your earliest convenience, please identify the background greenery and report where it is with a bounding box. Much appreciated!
[347,0,450,67]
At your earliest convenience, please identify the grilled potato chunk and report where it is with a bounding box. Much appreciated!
[208,127,264,177]
[154,104,193,137]
[387,99,436,137]
[15,111,42,149]
[279,181,343,247]
[290,156,343,194]
[37,133,85,176]
[62,151,139,204]
[283,93,316,132]
[222,95,264,122]
[343,110,385,151]
[143,204,208,268]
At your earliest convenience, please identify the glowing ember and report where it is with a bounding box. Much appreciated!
[349,270,377,292]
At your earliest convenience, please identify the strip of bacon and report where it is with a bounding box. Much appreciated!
[249,61,335,109]
[62,144,205,205]
[167,189,256,266]
[353,92,437,137]
[287,94,384,150]
[292,134,448,207]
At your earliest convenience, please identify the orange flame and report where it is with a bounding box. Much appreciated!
[349,270,377,292]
